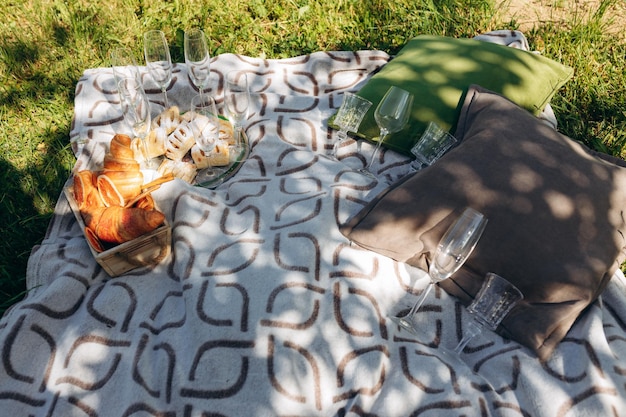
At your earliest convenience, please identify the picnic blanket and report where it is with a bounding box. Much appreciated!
[2,32,626,416]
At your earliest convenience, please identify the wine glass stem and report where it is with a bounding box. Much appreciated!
[139,134,151,168]
[233,125,244,150]
[333,130,348,157]
[365,131,387,170]
[205,158,214,175]
[162,88,169,108]
[404,281,434,320]
[453,320,482,354]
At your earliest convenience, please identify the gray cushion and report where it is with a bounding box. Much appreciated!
[341,85,626,360]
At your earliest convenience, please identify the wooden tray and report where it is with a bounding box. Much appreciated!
[64,186,171,277]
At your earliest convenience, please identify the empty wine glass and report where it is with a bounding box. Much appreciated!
[190,94,220,183]
[331,92,372,159]
[452,273,523,354]
[110,46,141,86]
[144,30,173,108]
[408,122,458,173]
[391,207,488,334]
[360,86,413,176]
[118,76,156,169]
[184,28,211,98]
[224,71,250,156]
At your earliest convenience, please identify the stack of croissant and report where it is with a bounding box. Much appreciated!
[73,134,168,252]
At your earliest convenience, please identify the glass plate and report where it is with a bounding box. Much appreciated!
[194,130,249,189]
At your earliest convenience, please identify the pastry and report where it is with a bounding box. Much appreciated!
[165,122,196,161]
[157,158,197,184]
[151,106,182,135]
[191,141,230,168]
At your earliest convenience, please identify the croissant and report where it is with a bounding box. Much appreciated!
[132,193,156,211]
[84,226,105,253]
[73,170,103,210]
[108,134,136,160]
[103,152,140,172]
[95,206,165,244]
[97,170,143,207]
[98,133,144,206]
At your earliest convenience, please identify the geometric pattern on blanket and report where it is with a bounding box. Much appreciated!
[1,48,626,417]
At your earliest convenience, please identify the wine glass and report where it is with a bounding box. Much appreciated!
[391,207,488,334]
[190,94,220,183]
[224,71,250,157]
[184,28,211,98]
[110,46,141,86]
[118,76,156,169]
[360,86,413,176]
[144,30,173,108]
[452,273,523,354]
[408,122,458,173]
[331,92,372,159]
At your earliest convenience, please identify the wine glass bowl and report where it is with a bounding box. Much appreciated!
[391,207,488,334]
[429,209,488,282]
[118,76,156,169]
[184,29,211,97]
[110,47,141,86]
[190,94,220,182]
[409,122,458,172]
[224,71,250,156]
[362,86,413,175]
[144,30,173,108]
[331,92,372,159]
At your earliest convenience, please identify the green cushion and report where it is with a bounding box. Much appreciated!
[351,35,574,156]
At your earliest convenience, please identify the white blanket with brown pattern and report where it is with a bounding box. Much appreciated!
[2,34,626,417]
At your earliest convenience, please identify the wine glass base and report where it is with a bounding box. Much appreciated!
[437,346,496,390]
[437,347,474,376]
[140,168,161,184]
[195,168,220,184]
[388,314,420,335]
[229,144,247,163]
[141,157,162,171]
[438,345,465,363]
[357,167,377,179]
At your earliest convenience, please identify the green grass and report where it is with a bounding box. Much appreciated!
[1,0,624,316]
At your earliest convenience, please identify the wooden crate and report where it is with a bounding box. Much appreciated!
[64,187,171,277]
